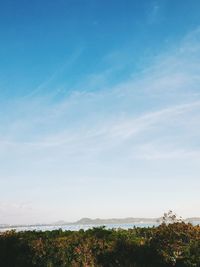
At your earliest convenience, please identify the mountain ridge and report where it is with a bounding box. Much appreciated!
[1,217,200,229]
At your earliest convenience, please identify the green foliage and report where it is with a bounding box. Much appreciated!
[0,222,200,267]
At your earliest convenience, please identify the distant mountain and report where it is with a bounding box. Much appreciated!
[185,217,200,223]
[1,217,200,230]
[53,220,70,225]
[72,217,161,225]
[63,216,200,225]
[0,224,9,228]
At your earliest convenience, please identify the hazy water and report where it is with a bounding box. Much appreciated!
[1,221,199,232]
[0,223,157,232]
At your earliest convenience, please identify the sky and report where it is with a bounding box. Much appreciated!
[0,0,200,224]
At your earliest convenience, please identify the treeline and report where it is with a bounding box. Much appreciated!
[0,222,200,267]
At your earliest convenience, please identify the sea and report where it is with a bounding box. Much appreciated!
[0,221,199,232]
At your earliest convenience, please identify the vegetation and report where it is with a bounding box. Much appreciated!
[0,215,200,267]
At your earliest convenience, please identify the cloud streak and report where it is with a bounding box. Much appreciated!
[1,27,200,223]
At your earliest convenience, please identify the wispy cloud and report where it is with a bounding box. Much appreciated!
[1,28,200,152]
[23,48,84,99]
[1,99,200,150]
[146,0,164,24]
[1,27,200,222]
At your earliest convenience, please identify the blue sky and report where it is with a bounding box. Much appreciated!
[1,0,200,224]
